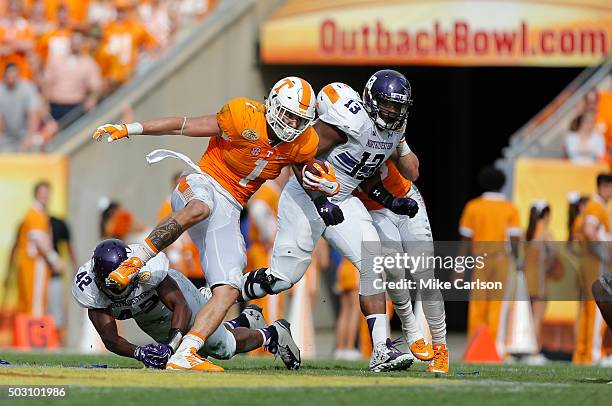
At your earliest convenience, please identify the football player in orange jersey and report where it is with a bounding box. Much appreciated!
[92,76,342,371]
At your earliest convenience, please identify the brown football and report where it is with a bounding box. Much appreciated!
[303,159,328,176]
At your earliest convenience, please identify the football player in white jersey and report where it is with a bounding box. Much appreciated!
[72,239,300,370]
[319,83,449,373]
[240,71,423,372]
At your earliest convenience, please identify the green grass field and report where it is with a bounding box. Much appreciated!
[0,352,609,405]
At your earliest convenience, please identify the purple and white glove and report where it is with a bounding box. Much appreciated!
[134,343,172,369]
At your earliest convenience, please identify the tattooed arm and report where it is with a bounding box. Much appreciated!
[144,200,209,253]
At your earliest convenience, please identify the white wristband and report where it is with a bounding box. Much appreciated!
[126,122,144,135]
[397,139,412,157]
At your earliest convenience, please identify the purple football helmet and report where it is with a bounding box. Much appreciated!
[362,69,412,130]
[92,239,133,299]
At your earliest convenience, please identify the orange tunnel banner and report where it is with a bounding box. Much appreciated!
[261,0,612,66]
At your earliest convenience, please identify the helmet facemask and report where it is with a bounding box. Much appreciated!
[265,94,314,143]
[370,94,411,131]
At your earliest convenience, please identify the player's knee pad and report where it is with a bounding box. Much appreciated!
[242,268,293,301]
[270,244,312,285]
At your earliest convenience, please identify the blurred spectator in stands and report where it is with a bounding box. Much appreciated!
[333,258,361,360]
[564,111,606,164]
[594,81,612,158]
[157,172,205,287]
[28,0,54,38]
[139,0,176,51]
[0,0,35,79]
[48,215,76,346]
[87,0,116,33]
[99,197,145,240]
[36,5,72,66]
[12,181,65,316]
[177,0,215,24]
[0,63,40,151]
[96,0,157,92]
[42,30,101,124]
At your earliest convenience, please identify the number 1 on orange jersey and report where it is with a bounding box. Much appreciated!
[239,159,269,187]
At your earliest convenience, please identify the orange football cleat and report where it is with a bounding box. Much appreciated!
[409,338,434,361]
[426,343,449,373]
[166,348,225,372]
[105,257,143,290]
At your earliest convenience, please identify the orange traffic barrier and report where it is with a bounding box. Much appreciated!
[463,325,502,363]
[13,314,58,350]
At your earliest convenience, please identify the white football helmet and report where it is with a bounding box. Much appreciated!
[316,82,361,117]
[265,76,316,143]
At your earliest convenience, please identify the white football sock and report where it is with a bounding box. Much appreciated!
[175,332,205,354]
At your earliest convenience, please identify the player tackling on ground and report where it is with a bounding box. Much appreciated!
[72,239,300,370]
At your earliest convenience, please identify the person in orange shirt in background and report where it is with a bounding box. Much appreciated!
[459,166,521,355]
[0,0,35,79]
[12,181,65,316]
[246,167,290,324]
[158,172,205,288]
[99,198,145,240]
[573,173,612,365]
[96,0,157,91]
[36,4,71,64]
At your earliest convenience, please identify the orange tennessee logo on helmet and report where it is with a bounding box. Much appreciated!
[274,78,294,93]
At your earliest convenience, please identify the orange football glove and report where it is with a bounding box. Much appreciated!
[302,162,340,196]
[105,257,143,290]
[93,124,129,142]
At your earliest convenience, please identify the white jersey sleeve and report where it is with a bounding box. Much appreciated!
[318,97,369,140]
[71,260,111,309]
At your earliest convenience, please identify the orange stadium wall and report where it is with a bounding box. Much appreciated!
[0,154,68,309]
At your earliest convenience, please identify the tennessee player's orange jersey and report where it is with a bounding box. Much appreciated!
[97,19,156,83]
[36,27,71,62]
[0,17,35,78]
[459,192,521,242]
[355,161,411,211]
[199,97,319,206]
[583,195,610,237]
